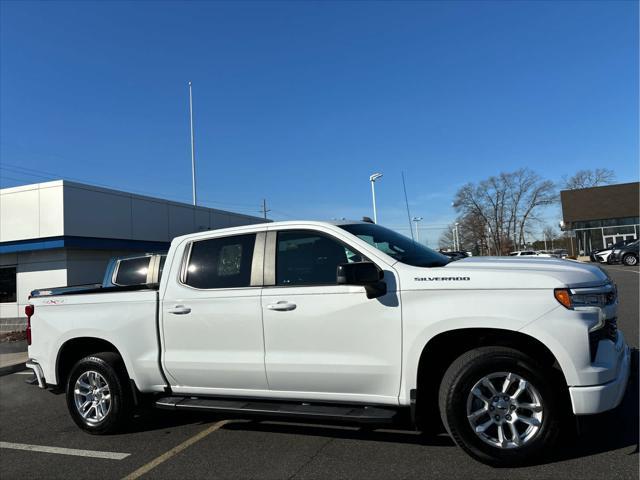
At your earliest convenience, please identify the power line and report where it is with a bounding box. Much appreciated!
[0,163,264,211]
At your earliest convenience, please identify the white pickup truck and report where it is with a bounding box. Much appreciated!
[25,220,630,465]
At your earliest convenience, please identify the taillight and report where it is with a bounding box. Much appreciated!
[25,305,34,346]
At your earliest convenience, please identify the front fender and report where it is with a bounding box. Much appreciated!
[399,289,559,404]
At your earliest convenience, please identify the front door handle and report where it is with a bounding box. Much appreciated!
[266,301,297,311]
[167,305,191,315]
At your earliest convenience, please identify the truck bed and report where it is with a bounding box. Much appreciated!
[30,283,159,298]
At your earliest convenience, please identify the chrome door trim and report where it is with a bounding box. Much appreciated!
[264,231,277,286]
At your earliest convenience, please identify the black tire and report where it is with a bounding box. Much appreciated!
[438,346,562,466]
[66,352,133,434]
[622,254,638,266]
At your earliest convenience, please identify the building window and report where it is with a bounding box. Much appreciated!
[0,266,17,303]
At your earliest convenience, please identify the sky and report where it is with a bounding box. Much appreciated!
[1,0,638,246]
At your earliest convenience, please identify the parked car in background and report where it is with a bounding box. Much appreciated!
[439,250,469,261]
[103,253,166,287]
[590,248,607,262]
[30,253,167,297]
[509,251,552,257]
[590,240,633,264]
[552,249,569,259]
[594,249,613,264]
[509,250,537,256]
[608,240,639,266]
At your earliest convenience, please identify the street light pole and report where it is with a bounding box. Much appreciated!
[454,222,460,251]
[412,216,423,243]
[369,173,383,224]
[188,81,197,207]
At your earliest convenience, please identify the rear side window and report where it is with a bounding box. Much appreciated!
[114,257,151,286]
[184,234,256,289]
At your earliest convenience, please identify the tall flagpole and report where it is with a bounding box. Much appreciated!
[189,81,197,206]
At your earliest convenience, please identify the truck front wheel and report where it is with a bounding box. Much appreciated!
[438,346,561,466]
[66,352,132,434]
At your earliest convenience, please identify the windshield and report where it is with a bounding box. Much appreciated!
[339,223,450,267]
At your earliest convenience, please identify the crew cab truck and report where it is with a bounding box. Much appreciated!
[25,221,630,466]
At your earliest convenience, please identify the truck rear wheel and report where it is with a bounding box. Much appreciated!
[438,346,561,466]
[66,352,132,434]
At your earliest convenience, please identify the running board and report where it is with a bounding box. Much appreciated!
[155,396,398,423]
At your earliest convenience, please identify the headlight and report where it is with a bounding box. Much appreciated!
[554,283,616,309]
[554,284,617,332]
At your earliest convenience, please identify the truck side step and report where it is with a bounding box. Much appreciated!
[155,396,398,423]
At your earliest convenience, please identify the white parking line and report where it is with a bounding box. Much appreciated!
[605,266,640,274]
[0,442,130,460]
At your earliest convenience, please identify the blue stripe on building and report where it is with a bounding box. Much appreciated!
[0,236,170,254]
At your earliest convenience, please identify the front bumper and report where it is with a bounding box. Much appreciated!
[569,340,631,415]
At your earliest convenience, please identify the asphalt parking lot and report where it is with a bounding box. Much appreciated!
[0,264,637,480]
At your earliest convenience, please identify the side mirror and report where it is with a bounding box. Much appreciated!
[337,262,386,299]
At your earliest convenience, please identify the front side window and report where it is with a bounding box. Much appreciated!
[339,223,450,268]
[276,231,366,286]
[184,234,256,289]
[114,257,151,286]
[0,266,17,303]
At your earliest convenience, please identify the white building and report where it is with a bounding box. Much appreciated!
[0,180,266,332]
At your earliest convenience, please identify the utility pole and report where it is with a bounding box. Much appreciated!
[188,82,197,206]
[454,222,460,251]
[260,199,271,220]
[543,232,548,251]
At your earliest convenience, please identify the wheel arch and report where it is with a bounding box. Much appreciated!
[56,337,131,389]
[413,328,569,432]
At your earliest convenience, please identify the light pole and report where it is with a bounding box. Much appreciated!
[454,222,460,251]
[412,216,423,243]
[188,81,197,206]
[369,173,383,224]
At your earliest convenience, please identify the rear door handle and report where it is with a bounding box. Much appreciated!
[167,305,191,315]
[266,301,297,312]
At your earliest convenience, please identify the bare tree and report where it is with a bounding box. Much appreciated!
[562,168,615,190]
[516,175,557,246]
[438,213,490,255]
[542,225,559,250]
[438,228,456,251]
[452,169,557,255]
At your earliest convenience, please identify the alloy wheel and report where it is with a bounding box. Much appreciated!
[74,370,112,424]
[466,372,544,449]
[624,255,638,266]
